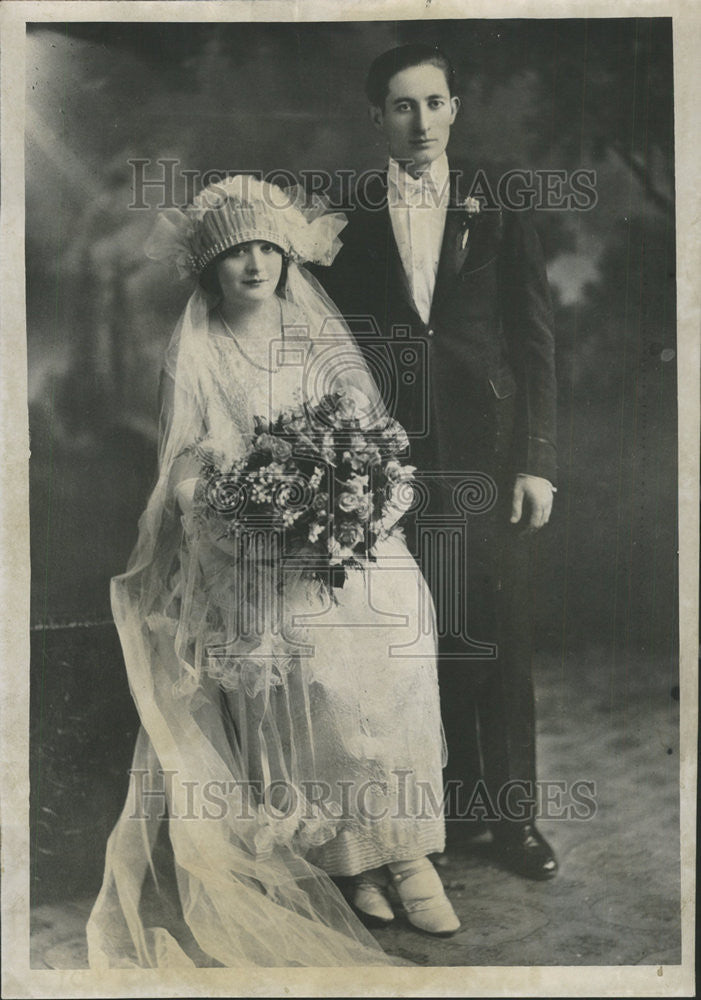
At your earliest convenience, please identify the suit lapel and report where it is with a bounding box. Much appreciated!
[431,169,472,313]
[367,174,423,322]
[389,218,421,317]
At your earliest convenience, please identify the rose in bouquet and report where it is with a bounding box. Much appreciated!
[193,392,415,584]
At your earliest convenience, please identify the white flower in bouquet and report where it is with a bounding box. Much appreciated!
[384,460,416,483]
[308,523,324,543]
[337,491,370,514]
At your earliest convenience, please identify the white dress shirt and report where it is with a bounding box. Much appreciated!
[387,154,450,325]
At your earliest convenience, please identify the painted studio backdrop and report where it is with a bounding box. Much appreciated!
[27,19,679,965]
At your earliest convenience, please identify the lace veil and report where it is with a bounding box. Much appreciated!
[86,180,403,968]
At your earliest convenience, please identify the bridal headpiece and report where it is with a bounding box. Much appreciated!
[145,174,347,278]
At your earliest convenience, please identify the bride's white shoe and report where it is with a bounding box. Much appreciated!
[351,868,395,926]
[388,857,461,936]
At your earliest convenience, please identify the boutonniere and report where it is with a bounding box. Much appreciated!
[459,197,481,251]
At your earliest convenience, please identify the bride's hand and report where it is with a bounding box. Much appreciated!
[174,476,198,516]
[168,446,203,514]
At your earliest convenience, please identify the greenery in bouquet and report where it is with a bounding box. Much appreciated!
[192,392,415,582]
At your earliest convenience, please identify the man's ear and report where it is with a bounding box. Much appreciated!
[449,96,461,124]
[369,104,384,132]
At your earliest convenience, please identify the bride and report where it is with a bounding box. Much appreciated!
[87,175,460,969]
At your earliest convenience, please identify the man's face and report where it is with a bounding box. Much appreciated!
[371,62,459,174]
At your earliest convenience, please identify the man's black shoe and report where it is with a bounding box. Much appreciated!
[492,823,558,881]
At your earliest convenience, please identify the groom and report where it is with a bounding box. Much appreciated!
[319,43,558,879]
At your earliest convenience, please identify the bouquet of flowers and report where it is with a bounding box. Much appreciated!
[192,392,415,584]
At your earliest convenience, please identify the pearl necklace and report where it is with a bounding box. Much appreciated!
[217,307,282,374]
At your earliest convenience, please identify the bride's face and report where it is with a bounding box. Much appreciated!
[215,240,284,308]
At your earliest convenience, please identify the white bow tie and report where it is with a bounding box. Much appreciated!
[397,172,438,208]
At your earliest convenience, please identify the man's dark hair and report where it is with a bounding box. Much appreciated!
[365,43,456,109]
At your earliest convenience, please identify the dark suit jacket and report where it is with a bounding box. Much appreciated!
[316,165,557,489]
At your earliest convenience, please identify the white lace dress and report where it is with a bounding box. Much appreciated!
[180,313,447,874]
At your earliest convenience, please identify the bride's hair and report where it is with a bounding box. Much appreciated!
[198,244,290,299]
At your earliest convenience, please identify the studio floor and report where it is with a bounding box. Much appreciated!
[29,645,682,970]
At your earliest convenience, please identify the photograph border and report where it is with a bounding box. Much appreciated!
[1,1,698,996]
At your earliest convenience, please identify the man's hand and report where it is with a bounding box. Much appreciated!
[510,475,555,531]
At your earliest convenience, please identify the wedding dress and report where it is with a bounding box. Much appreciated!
[86,270,446,969]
